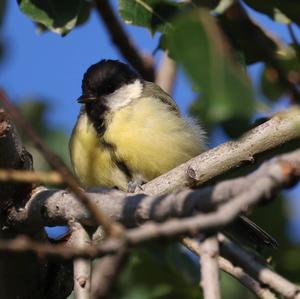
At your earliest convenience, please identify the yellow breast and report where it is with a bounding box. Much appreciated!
[105,97,205,181]
[69,113,128,189]
[70,97,206,191]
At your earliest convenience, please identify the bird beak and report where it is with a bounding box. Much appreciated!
[77,95,97,104]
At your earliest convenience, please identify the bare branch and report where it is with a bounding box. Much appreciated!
[155,52,177,94]
[8,147,300,234]
[93,0,155,81]
[141,108,300,195]
[199,236,220,299]
[287,24,300,48]
[219,234,300,299]
[182,238,277,299]
[8,186,225,229]
[71,223,92,299]
[0,169,63,185]
[0,89,123,237]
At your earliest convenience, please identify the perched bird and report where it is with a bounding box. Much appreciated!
[70,59,277,249]
[70,59,206,191]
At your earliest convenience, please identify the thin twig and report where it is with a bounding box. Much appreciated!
[219,234,300,299]
[0,89,123,237]
[0,169,64,185]
[199,236,220,299]
[71,222,92,299]
[287,24,300,47]
[182,238,277,299]
[93,0,155,81]
[155,52,177,94]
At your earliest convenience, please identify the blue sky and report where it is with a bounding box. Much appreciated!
[1,1,300,241]
[1,0,198,133]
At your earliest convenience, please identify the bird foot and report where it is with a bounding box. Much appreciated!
[127,180,144,193]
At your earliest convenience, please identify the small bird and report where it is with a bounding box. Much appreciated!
[69,59,277,249]
[69,59,206,192]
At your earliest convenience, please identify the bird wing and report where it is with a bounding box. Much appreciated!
[143,81,180,114]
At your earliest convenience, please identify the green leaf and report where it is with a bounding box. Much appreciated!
[243,0,300,26]
[114,242,201,299]
[18,0,90,35]
[167,9,255,123]
[260,47,300,102]
[217,10,279,65]
[118,0,181,34]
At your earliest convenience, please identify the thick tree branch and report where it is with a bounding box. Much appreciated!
[71,222,92,299]
[1,146,300,261]
[182,238,277,299]
[8,147,300,232]
[199,236,220,299]
[93,0,155,81]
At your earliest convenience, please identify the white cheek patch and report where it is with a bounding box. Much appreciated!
[106,79,143,111]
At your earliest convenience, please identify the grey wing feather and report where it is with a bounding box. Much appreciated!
[143,81,180,114]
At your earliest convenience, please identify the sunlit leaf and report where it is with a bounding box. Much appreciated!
[118,0,181,34]
[18,0,90,35]
[243,0,300,26]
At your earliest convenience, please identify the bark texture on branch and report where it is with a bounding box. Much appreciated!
[199,236,220,299]
[72,223,92,299]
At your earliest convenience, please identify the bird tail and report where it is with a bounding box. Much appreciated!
[224,215,278,250]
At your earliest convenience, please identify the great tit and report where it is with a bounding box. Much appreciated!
[69,59,277,249]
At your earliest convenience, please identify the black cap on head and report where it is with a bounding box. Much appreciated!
[81,60,140,98]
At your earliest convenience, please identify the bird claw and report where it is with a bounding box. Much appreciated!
[127,180,144,193]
